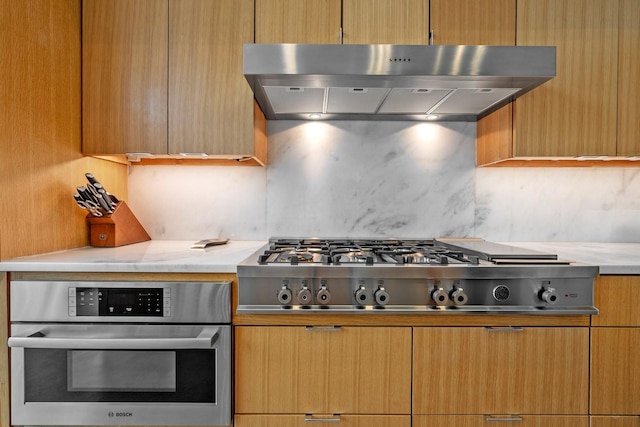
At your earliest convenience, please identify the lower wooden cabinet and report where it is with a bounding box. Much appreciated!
[234,326,411,414]
[591,328,640,414]
[234,414,410,427]
[591,417,640,427]
[414,415,588,427]
[413,327,589,414]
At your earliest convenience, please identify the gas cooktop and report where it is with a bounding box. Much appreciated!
[237,238,598,315]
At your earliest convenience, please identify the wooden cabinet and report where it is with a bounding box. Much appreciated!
[255,0,341,44]
[235,415,410,427]
[342,0,429,44]
[413,327,589,415]
[83,0,266,164]
[591,417,640,427]
[617,0,640,156]
[591,276,640,415]
[414,415,588,427]
[234,326,411,414]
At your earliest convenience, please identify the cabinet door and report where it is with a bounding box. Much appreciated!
[82,0,168,155]
[592,276,640,327]
[235,326,411,414]
[617,0,640,156]
[591,417,640,427]
[342,0,429,44]
[591,328,640,414]
[235,415,411,427]
[514,0,618,157]
[169,0,255,156]
[413,327,589,414]
[414,415,588,427]
[255,0,341,44]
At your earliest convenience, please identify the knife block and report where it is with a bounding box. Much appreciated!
[86,201,151,247]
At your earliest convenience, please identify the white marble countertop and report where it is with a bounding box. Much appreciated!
[1,240,639,275]
[0,240,267,273]
[506,242,640,275]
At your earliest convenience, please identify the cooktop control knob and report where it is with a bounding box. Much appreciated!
[450,287,468,306]
[374,286,390,306]
[297,283,312,305]
[316,285,331,305]
[431,287,449,306]
[540,287,559,304]
[277,284,292,305]
[354,286,370,305]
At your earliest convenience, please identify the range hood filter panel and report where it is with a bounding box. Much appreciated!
[378,88,452,114]
[263,86,325,114]
[432,88,521,115]
[326,87,389,114]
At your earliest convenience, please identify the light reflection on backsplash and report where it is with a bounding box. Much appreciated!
[128,121,640,242]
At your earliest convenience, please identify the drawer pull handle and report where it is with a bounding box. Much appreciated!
[305,326,341,332]
[304,414,341,422]
[485,327,524,333]
[485,417,523,422]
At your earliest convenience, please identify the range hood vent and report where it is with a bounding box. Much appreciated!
[244,44,556,121]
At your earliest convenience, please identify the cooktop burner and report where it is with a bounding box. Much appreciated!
[258,239,478,266]
[237,238,599,315]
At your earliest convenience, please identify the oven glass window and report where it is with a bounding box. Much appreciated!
[24,349,215,403]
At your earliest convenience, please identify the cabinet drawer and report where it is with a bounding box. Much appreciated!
[235,414,410,427]
[592,276,640,326]
[413,327,589,414]
[591,328,640,414]
[591,417,640,427]
[235,326,411,414]
[414,415,588,427]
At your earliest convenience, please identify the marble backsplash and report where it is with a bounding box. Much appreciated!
[128,121,640,242]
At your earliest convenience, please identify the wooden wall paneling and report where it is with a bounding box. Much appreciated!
[255,0,342,44]
[616,0,640,156]
[342,0,429,44]
[169,0,255,156]
[82,0,168,155]
[515,0,619,157]
[0,0,128,260]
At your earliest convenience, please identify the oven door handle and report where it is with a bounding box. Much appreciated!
[8,326,220,350]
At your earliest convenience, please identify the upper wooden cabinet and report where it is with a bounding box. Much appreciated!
[617,0,640,157]
[83,0,265,164]
[82,0,168,155]
[255,0,342,44]
[342,0,429,44]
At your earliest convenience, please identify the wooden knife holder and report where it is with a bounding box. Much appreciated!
[86,201,151,247]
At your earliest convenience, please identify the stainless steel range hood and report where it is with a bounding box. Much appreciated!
[244,44,556,121]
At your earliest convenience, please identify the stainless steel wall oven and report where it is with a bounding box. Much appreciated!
[8,280,231,426]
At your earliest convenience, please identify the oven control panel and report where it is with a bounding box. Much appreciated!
[69,287,171,317]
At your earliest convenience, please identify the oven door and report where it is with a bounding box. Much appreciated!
[8,324,230,426]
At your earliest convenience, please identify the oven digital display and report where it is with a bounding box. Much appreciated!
[75,288,166,317]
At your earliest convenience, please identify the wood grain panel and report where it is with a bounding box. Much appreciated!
[235,326,411,414]
[235,415,411,427]
[256,0,342,44]
[617,0,640,156]
[342,0,429,44]
[592,275,640,326]
[82,0,168,154]
[515,0,618,157]
[0,0,128,260]
[413,415,588,427]
[169,0,255,156]
[591,417,640,427]
[477,105,514,165]
[430,0,515,45]
[591,328,640,414]
[413,327,589,414]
